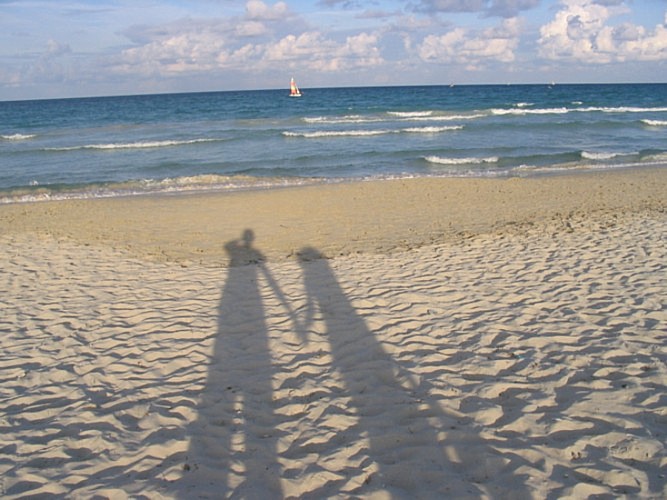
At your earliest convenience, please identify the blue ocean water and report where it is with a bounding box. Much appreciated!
[1,83,666,203]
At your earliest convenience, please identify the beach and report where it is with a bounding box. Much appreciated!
[1,168,666,498]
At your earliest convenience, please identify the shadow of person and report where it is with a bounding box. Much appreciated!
[178,229,284,498]
[295,247,529,497]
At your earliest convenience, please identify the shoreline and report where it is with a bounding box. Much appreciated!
[2,163,666,206]
[1,167,665,266]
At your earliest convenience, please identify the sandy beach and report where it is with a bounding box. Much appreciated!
[1,168,666,498]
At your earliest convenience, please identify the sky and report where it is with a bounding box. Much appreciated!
[1,0,666,100]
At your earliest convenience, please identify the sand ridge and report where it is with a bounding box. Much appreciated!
[1,202,665,497]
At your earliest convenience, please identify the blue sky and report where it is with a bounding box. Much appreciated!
[1,0,666,100]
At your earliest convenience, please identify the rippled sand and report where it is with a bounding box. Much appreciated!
[1,170,665,498]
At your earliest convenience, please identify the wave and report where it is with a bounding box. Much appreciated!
[403,125,463,133]
[387,111,434,118]
[491,107,569,116]
[44,138,218,151]
[303,112,483,125]
[491,105,667,116]
[0,174,329,204]
[310,105,667,123]
[642,152,667,162]
[424,155,499,165]
[581,151,637,161]
[1,133,36,140]
[283,130,388,138]
[303,115,382,124]
[284,126,463,138]
[400,113,485,122]
[642,119,667,126]
[585,106,667,113]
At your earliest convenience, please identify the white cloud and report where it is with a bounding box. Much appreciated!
[538,0,667,63]
[245,0,289,21]
[45,39,72,58]
[414,0,539,17]
[235,20,267,37]
[418,17,522,66]
[262,31,383,72]
[112,1,295,76]
[115,27,230,75]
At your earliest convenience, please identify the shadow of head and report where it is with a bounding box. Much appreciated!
[226,229,263,266]
[297,246,325,262]
[242,229,255,247]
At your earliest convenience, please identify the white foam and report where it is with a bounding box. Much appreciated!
[581,151,623,161]
[46,138,217,151]
[283,130,389,138]
[1,133,36,140]
[387,111,434,118]
[642,119,667,127]
[0,174,329,205]
[403,126,463,133]
[588,106,667,113]
[401,113,485,122]
[582,151,641,161]
[303,115,382,124]
[490,105,667,116]
[642,152,667,162]
[424,155,499,165]
[491,107,570,116]
[284,125,463,138]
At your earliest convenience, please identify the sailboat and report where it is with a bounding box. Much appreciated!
[289,77,302,97]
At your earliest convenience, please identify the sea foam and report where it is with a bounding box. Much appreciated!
[284,126,462,138]
[642,119,667,126]
[424,156,499,165]
[1,133,36,140]
[581,151,627,160]
[45,138,218,151]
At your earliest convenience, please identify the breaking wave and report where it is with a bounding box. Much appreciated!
[283,130,388,138]
[45,138,218,151]
[2,133,36,140]
[642,119,667,126]
[387,111,434,118]
[0,174,329,204]
[491,105,667,116]
[303,111,481,124]
[424,156,499,165]
[284,125,462,138]
[581,151,636,161]
[303,115,383,124]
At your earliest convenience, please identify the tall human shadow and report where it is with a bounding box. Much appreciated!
[178,230,284,498]
[296,247,530,497]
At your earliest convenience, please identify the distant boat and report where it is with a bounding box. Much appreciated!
[289,77,302,97]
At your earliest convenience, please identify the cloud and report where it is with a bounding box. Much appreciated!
[112,1,299,76]
[486,0,541,18]
[414,0,539,18]
[262,31,384,72]
[245,0,289,20]
[415,0,485,13]
[418,17,522,66]
[538,0,667,63]
[45,39,72,58]
[110,0,385,78]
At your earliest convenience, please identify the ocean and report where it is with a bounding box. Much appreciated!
[1,83,666,203]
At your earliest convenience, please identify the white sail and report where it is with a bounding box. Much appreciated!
[290,77,301,97]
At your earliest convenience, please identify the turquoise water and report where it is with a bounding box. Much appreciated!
[1,83,666,203]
